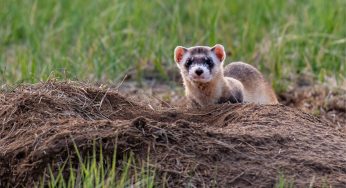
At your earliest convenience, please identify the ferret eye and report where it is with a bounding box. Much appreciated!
[185,59,193,68]
[205,58,213,66]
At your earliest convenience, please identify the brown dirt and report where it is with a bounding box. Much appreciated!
[0,82,345,187]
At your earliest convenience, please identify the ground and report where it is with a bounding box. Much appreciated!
[117,69,346,132]
[1,0,345,187]
[0,82,345,187]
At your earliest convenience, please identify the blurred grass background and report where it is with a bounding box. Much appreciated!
[0,0,345,91]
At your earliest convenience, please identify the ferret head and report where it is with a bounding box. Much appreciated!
[174,44,226,83]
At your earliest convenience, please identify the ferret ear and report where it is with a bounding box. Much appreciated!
[174,46,188,63]
[211,44,226,62]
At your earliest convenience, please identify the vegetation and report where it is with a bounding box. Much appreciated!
[1,0,345,91]
[39,142,155,188]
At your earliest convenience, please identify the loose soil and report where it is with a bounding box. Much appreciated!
[279,84,346,132]
[0,82,345,187]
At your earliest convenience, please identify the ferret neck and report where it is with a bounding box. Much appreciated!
[185,73,226,98]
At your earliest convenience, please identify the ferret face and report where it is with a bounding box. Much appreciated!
[174,44,226,83]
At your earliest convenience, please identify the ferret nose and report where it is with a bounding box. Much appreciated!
[195,69,204,76]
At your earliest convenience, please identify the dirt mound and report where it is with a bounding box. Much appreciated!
[0,82,345,187]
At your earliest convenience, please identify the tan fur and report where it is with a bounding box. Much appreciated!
[224,62,278,105]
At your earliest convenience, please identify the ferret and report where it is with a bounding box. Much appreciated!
[174,44,278,107]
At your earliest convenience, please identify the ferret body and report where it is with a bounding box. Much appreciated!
[174,44,278,107]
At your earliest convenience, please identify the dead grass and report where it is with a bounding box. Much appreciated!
[0,81,345,187]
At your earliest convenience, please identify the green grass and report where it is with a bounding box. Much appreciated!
[0,0,345,91]
[275,174,331,188]
[39,142,155,188]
